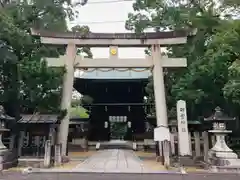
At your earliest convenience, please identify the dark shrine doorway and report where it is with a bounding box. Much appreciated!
[75,79,147,142]
[107,105,131,140]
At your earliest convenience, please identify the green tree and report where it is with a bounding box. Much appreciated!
[126,0,240,119]
[0,0,90,114]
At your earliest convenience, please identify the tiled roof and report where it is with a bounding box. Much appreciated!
[18,114,59,124]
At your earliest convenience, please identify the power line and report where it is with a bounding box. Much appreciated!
[69,0,135,24]
[86,0,134,5]
[70,20,125,24]
[69,20,159,30]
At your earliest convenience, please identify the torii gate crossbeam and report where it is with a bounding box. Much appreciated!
[46,56,187,68]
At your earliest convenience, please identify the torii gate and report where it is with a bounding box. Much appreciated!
[31,29,192,158]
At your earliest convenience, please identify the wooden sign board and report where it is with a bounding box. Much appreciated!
[154,126,170,141]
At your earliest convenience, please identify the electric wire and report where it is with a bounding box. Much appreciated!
[86,0,134,5]
[69,20,125,24]
[70,0,135,25]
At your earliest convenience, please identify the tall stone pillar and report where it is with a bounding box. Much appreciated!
[177,100,191,156]
[152,45,170,166]
[58,44,76,156]
[152,45,168,128]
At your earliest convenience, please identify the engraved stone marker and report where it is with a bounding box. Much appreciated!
[177,100,191,156]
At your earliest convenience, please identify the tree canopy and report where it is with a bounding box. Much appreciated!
[0,0,90,116]
[126,0,240,120]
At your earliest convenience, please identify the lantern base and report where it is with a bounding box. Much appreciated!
[208,133,240,168]
[208,149,240,167]
[0,150,18,170]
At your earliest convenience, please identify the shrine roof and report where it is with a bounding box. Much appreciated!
[18,114,59,124]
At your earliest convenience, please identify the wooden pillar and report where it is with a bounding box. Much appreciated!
[163,140,170,168]
[194,131,201,157]
[170,133,175,155]
[17,131,24,156]
[43,140,51,168]
[9,134,15,150]
[188,132,192,155]
[202,131,209,161]
[35,136,40,157]
[54,144,62,166]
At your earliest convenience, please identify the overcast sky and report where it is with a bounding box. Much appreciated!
[69,0,146,58]
[70,0,150,97]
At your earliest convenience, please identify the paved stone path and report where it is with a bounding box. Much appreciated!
[73,149,157,173]
[1,172,240,180]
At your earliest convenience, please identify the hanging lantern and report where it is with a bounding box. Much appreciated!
[112,116,115,122]
[128,106,131,112]
[104,121,108,128]
[128,121,132,128]
[121,116,124,122]
[105,106,108,112]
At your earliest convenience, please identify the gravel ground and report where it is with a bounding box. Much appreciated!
[1,172,240,180]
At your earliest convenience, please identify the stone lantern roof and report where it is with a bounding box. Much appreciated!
[0,105,15,121]
[204,106,235,122]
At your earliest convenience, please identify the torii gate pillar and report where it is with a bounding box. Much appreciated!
[58,44,76,156]
[152,45,168,128]
[152,45,170,166]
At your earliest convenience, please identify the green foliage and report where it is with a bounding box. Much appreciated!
[71,25,93,58]
[127,0,240,119]
[80,95,94,105]
[224,60,240,105]
[71,94,94,107]
[0,0,90,114]
[70,106,89,119]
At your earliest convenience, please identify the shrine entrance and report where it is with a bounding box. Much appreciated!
[31,29,192,157]
[109,116,128,140]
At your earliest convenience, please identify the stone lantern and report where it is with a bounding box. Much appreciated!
[0,105,14,151]
[0,105,17,170]
[204,106,240,167]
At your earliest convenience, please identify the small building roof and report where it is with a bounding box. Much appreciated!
[18,114,59,124]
